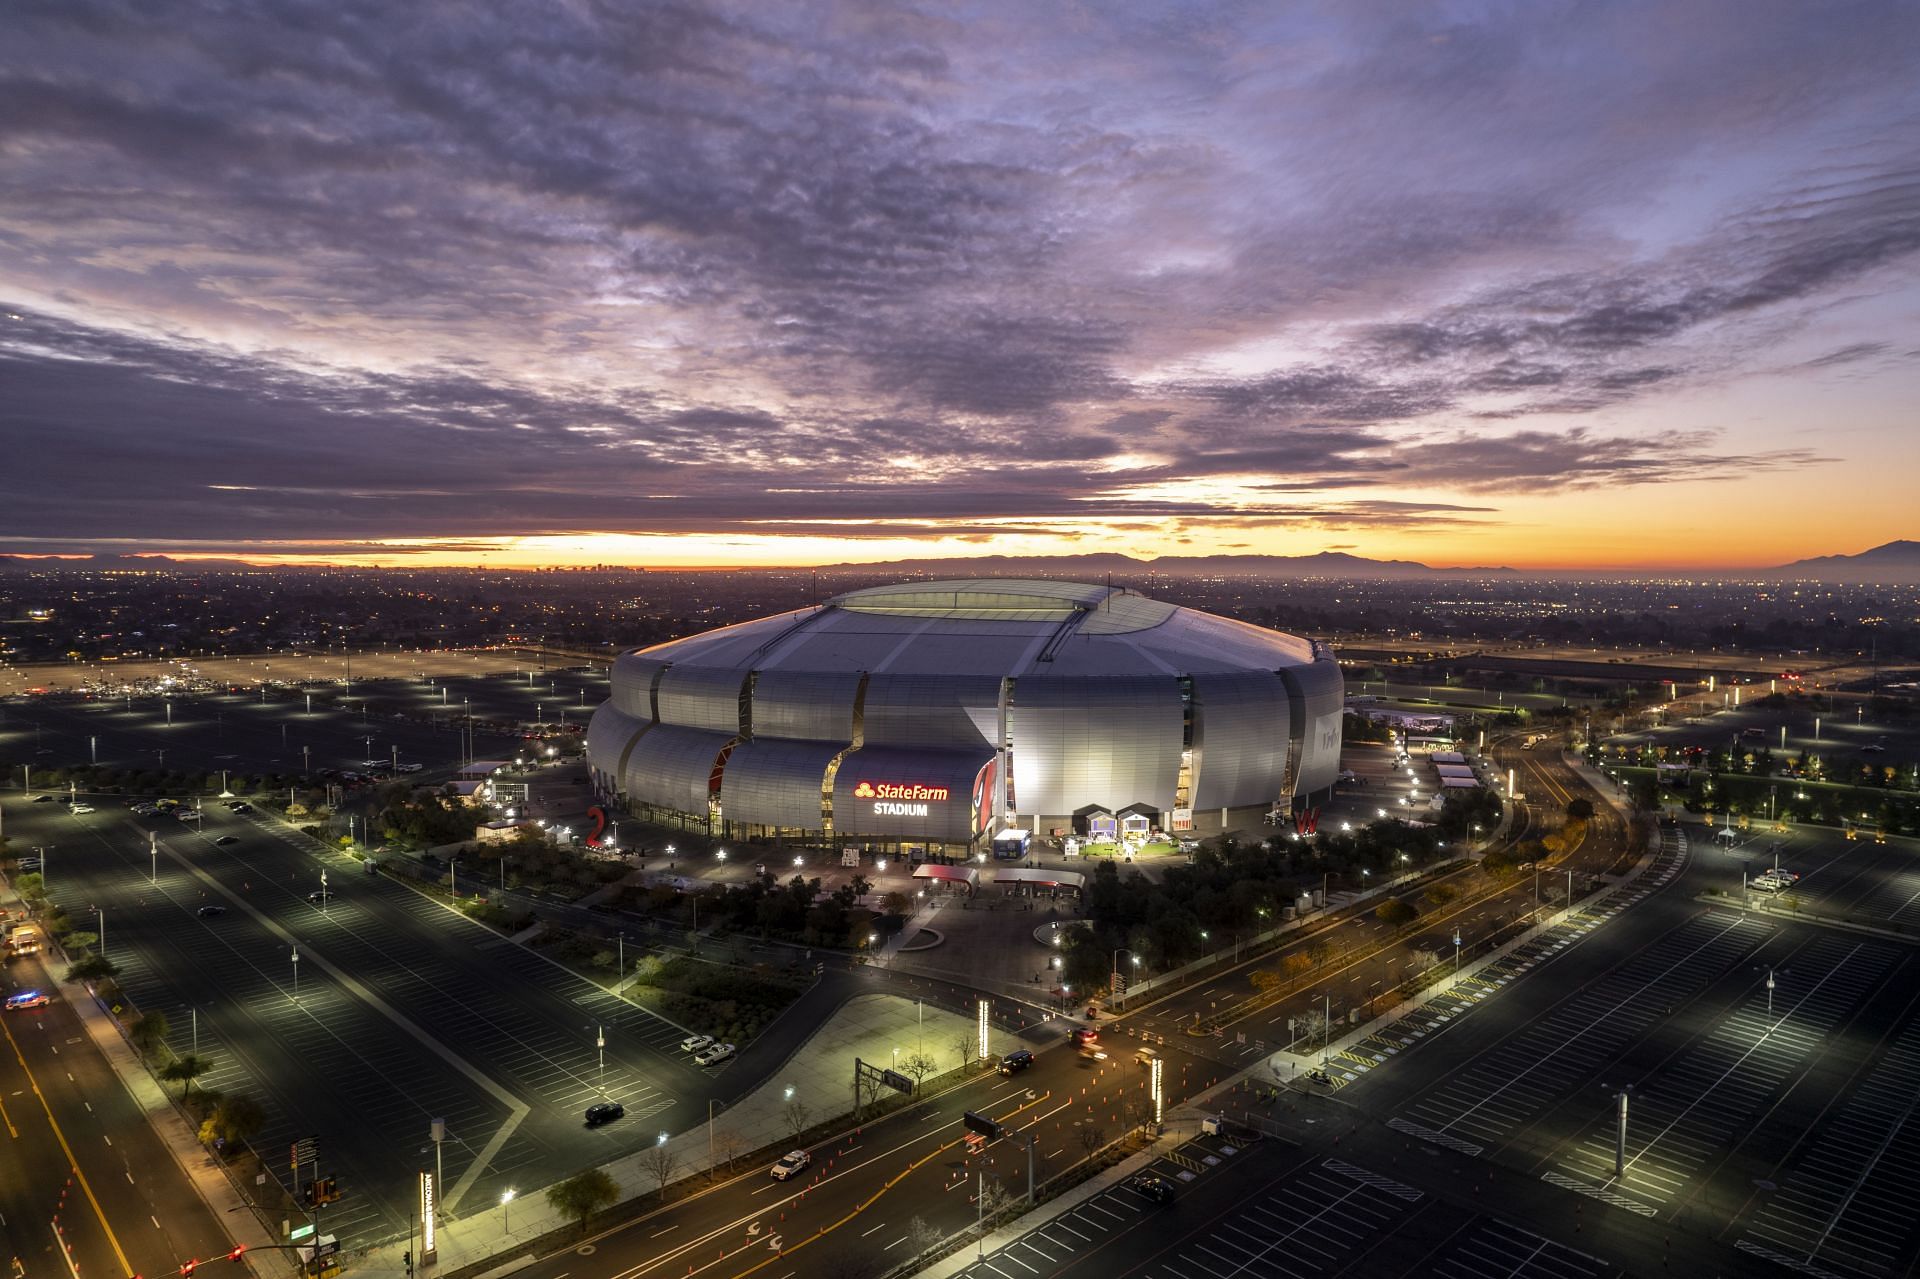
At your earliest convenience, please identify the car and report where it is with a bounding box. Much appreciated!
[1077,1047,1108,1063]
[1134,1046,1159,1067]
[214,836,240,847]
[583,1101,625,1127]
[230,801,251,812]
[5,991,50,1010]
[70,804,95,814]
[176,809,202,823]
[307,890,332,904]
[131,804,158,817]
[1070,1027,1099,1047]
[196,905,227,918]
[693,1042,736,1067]
[1305,1067,1332,1086]
[998,1050,1036,1076]
[31,795,55,803]
[1125,1172,1175,1204]
[679,1033,714,1054]
[398,763,423,774]
[17,857,42,872]
[1863,744,1886,754]
[769,1150,811,1180]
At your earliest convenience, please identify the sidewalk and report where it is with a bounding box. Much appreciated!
[354,991,979,1279]
[0,877,289,1279]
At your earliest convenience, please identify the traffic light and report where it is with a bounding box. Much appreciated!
[402,1252,413,1278]
[225,1247,246,1264]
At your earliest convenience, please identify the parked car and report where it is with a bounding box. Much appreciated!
[583,1101,625,1127]
[1126,1172,1175,1204]
[230,801,251,812]
[196,905,227,919]
[31,795,55,803]
[5,991,50,1010]
[693,1042,736,1067]
[680,1033,714,1054]
[214,836,240,847]
[307,890,332,904]
[769,1150,811,1180]
[70,804,95,814]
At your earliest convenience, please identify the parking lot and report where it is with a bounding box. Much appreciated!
[1699,826,1920,931]
[0,797,706,1249]
[0,666,608,781]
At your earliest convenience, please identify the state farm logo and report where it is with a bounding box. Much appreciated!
[854,781,949,802]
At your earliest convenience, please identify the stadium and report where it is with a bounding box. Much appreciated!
[587,580,1343,854]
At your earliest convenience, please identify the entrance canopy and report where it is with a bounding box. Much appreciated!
[992,867,1086,891]
[912,864,980,887]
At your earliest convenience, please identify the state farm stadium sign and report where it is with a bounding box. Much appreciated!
[853,780,950,817]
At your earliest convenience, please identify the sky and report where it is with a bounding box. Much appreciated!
[1,0,1916,571]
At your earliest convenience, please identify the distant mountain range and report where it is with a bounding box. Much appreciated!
[1769,539,1920,583]
[819,550,1520,580]
[0,553,262,572]
[1,541,1915,582]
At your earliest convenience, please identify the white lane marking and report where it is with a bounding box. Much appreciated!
[861,1223,886,1237]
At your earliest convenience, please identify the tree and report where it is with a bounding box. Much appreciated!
[546,1169,619,1232]
[1248,970,1282,996]
[900,1051,939,1086]
[63,930,99,952]
[160,1053,212,1098]
[67,954,119,983]
[713,1129,746,1173]
[783,1097,811,1140]
[954,1032,978,1072]
[905,1216,946,1269]
[1075,1123,1107,1168]
[129,1011,171,1060]
[1565,797,1595,822]
[637,1143,680,1198]
[211,1094,267,1148]
[1373,899,1418,930]
[977,1177,1014,1226]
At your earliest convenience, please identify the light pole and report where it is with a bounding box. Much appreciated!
[1453,927,1462,975]
[500,1189,515,1235]
[291,945,300,1004]
[1110,947,1132,1010]
[150,831,158,885]
[596,1024,606,1094]
[320,868,329,915]
[96,906,105,957]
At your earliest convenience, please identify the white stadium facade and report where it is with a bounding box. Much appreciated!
[586,580,1343,854]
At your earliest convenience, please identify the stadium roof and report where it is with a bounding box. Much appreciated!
[632,579,1320,679]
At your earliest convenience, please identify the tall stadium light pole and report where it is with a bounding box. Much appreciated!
[150,831,158,885]
[596,1025,606,1094]
[291,945,300,1004]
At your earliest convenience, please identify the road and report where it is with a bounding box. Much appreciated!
[1114,735,1635,1077]
[0,943,234,1279]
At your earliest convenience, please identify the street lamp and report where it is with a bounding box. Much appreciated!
[1452,928,1462,975]
[291,945,300,1004]
[500,1189,515,1234]
[596,1024,606,1093]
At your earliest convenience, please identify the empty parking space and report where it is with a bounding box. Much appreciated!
[1424,1217,1619,1279]
[1547,934,1899,1217]
[1739,1013,1920,1276]
[1393,908,1772,1154]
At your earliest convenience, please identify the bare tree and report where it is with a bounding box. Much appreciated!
[713,1129,746,1173]
[1075,1123,1106,1168]
[905,1216,945,1268]
[977,1176,1014,1227]
[638,1143,681,1199]
[783,1097,811,1140]
[900,1051,939,1087]
[954,1032,977,1073]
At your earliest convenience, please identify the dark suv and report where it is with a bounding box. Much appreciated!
[998,1050,1035,1076]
